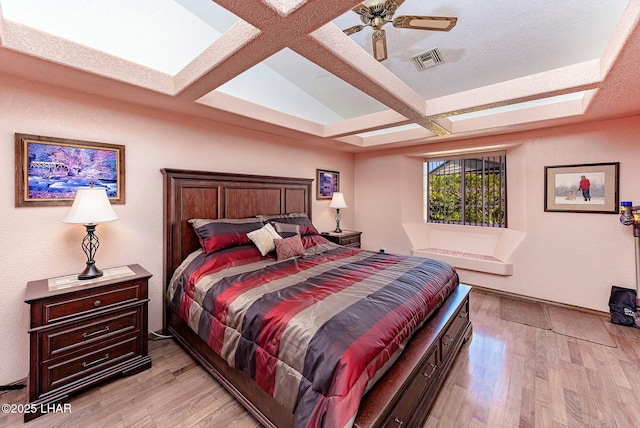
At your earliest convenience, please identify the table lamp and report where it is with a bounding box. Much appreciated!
[329,192,347,233]
[63,184,119,279]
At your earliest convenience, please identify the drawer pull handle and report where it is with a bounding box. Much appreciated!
[442,334,455,346]
[82,353,109,369]
[93,300,101,307]
[393,417,404,427]
[459,311,469,319]
[82,326,110,339]
[422,363,438,378]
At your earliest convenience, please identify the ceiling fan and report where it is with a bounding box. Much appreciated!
[343,0,457,62]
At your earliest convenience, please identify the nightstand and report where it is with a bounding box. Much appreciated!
[321,230,362,248]
[24,264,152,421]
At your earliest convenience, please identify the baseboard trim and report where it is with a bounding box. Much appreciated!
[470,285,610,318]
[0,378,27,393]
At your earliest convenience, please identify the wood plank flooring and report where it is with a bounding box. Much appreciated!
[3,288,640,427]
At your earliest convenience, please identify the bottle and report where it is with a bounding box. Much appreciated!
[620,201,634,225]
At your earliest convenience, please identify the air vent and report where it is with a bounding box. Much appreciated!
[412,48,444,70]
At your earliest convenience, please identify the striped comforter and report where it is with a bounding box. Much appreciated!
[167,235,458,427]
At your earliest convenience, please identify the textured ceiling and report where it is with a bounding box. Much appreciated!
[1,0,639,152]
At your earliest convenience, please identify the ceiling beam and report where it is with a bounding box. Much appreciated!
[174,0,362,100]
[292,24,428,125]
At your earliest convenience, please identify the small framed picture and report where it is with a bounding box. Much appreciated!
[15,133,125,207]
[316,169,339,200]
[544,162,619,213]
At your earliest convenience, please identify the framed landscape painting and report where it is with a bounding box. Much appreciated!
[544,162,619,213]
[15,134,125,207]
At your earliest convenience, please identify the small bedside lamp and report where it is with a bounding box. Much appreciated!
[329,192,347,233]
[63,185,119,280]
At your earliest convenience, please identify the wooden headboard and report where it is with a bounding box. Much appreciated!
[161,169,313,288]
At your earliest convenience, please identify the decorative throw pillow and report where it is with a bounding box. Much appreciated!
[190,218,264,255]
[274,235,306,260]
[272,222,300,238]
[257,213,319,236]
[247,223,282,256]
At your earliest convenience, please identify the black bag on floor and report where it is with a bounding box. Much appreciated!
[608,286,637,326]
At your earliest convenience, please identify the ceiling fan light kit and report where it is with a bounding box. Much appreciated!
[344,0,457,62]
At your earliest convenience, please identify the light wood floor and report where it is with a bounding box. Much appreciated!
[3,289,640,427]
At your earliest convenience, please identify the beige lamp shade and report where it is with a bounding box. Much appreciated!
[329,192,348,209]
[63,186,119,225]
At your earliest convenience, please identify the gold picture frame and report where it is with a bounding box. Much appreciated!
[15,133,125,207]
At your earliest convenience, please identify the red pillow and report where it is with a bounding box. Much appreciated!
[189,218,264,255]
[274,235,306,260]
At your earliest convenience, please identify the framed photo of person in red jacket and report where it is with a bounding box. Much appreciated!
[544,162,619,213]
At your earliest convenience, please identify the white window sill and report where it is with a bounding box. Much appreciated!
[411,248,513,276]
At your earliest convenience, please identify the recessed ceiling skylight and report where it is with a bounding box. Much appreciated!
[0,0,228,75]
[357,124,423,138]
[217,49,388,124]
[0,0,633,148]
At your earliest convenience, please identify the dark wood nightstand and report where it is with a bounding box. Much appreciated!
[321,230,362,248]
[24,264,152,421]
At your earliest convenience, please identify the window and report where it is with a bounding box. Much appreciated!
[424,154,507,227]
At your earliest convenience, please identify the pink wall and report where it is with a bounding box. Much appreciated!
[355,116,640,314]
[0,74,354,385]
[3,68,638,387]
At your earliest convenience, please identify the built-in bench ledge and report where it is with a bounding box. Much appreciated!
[411,248,513,276]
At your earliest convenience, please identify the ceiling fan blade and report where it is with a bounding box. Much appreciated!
[393,15,457,31]
[372,29,388,62]
[343,25,366,35]
[352,3,371,17]
[384,0,406,16]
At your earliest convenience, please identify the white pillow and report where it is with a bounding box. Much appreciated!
[247,223,282,256]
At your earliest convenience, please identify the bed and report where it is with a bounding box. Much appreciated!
[162,169,472,428]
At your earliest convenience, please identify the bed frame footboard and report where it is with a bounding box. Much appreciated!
[355,283,472,427]
[167,284,471,428]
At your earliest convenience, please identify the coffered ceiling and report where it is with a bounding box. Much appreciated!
[1,0,639,152]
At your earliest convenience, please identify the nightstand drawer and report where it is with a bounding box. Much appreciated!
[44,308,141,359]
[341,235,361,246]
[44,282,143,324]
[42,334,141,394]
[322,231,362,248]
